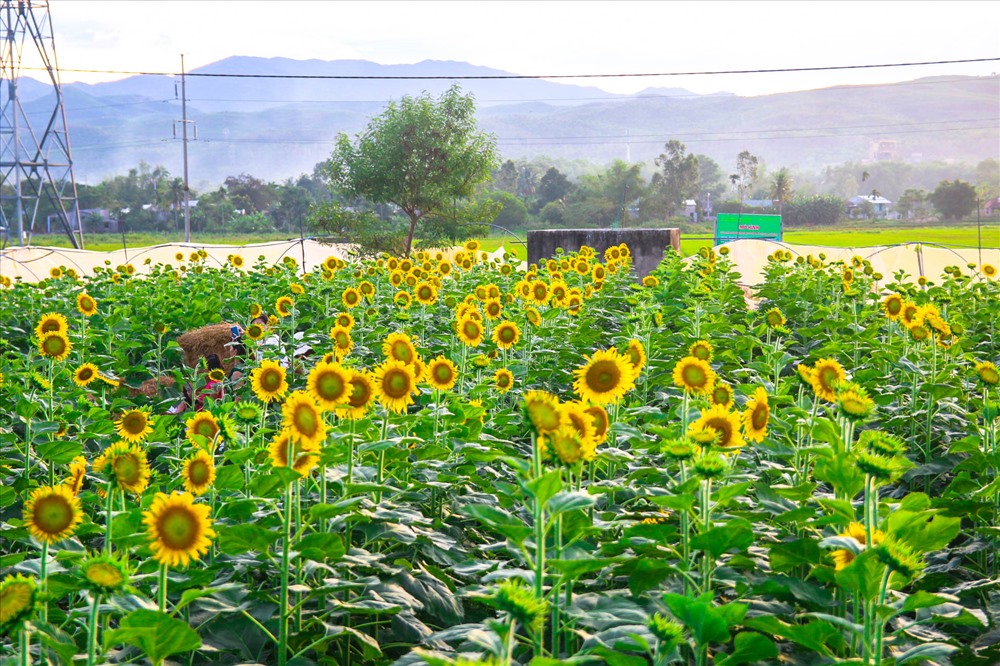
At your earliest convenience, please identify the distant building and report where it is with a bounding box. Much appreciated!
[743,199,775,209]
[870,138,897,161]
[847,194,895,219]
[985,197,1000,216]
[683,199,698,221]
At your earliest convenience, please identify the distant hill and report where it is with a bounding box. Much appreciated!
[7,58,997,185]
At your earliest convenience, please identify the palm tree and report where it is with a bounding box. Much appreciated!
[770,168,794,217]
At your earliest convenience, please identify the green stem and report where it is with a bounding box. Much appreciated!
[20,627,31,666]
[873,567,892,666]
[531,432,546,659]
[39,542,49,623]
[278,474,294,666]
[87,593,102,666]
[105,484,115,554]
[158,563,168,612]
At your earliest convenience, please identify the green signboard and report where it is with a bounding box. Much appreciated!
[714,213,782,245]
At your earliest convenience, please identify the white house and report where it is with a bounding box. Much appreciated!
[847,195,895,219]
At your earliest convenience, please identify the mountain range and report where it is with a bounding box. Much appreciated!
[5,56,998,187]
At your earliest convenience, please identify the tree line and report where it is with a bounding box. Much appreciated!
[11,87,995,252]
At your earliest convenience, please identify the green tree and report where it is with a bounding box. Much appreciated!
[324,85,499,256]
[975,158,999,199]
[929,179,977,221]
[694,154,728,211]
[896,188,929,220]
[492,160,520,194]
[534,167,573,212]
[653,140,699,218]
[730,150,759,215]
[770,168,794,217]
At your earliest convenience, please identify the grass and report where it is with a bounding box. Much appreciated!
[17,221,998,260]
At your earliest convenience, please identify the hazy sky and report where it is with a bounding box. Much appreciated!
[37,1,1000,96]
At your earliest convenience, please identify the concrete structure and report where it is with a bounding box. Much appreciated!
[527,228,680,278]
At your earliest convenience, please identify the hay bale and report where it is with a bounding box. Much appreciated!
[176,323,239,369]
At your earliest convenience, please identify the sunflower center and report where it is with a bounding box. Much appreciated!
[463,321,480,338]
[682,364,708,388]
[261,370,282,392]
[384,370,411,398]
[113,454,141,484]
[316,372,346,400]
[391,342,413,363]
[586,361,621,392]
[348,381,370,408]
[335,332,350,347]
[42,336,67,356]
[886,298,902,315]
[433,365,453,383]
[85,562,124,588]
[497,373,511,388]
[705,417,733,446]
[498,327,516,344]
[188,460,211,485]
[158,508,200,550]
[122,414,146,435]
[293,404,319,436]
[751,404,769,429]
[528,402,560,432]
[79,368,95,381]
[33,494,74,534]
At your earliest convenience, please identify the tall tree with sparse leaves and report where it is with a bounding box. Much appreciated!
[324,85,499,256]
[654,140,700,218]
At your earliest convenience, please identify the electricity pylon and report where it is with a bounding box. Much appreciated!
[1,0,83,248]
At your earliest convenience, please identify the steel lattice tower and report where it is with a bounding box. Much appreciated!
[1,0,82,248]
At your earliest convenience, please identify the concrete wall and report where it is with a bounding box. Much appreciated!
[527,228,680,278]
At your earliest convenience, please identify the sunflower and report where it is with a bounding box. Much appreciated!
[836,383,875,421]
[290,282,305,295]
[76,293,98,317]
[79,553,129,594]
[73,363,100,387]
[115,408,153,443]
[492,321,521,350]
[93,441,151,495]
[672,356,716,395]
[530,281,551,305]
[882,294,904,320]
[909,325,931,343]
[307,360,352,411]
[414,281,437,305]
[281,391,328,447]
[689,404,744,449]
[358,280,375,300]
[625,339,646,375]
[524,307,542,328]
[523,390,562,434]
[561,402,595,443]
[494,368,514,393]
[810,358,846,403]
[584,404,610,444]
[373,361,417,414]
[249,303,263,319]
[482,298,503,321]
[144,491,215,568]
[574,348,636,405]
[244,323,265,341]
[982,264,997,278]
[275,296,294,318]
[37,331,72,361]
[185,412,220,445]
[711,382,734,409]
[64,455,87,496]
[642,275,660,288]
[340,287,361,309]
[899,301,920,328]
[383,332,418,365]
[250,360,289,403]
[456,316,485,347]
[179,449,216,497]
[35,312,69,339]
[592,264,607,282]
[464,239,481,253]
[831,522,883,571]
[337,370,376,420]
[542,425,598,465]
[741,387,770,443]
[974,361,999,386]
[23,484,83,544]
[230,255,245,269]
[0,574,36,635]
[235,403,261,423]
[426,356,459,391]
[269,429,320,475]
[332,313,354,331]
[765,308,786,328]
[394,291,412,308]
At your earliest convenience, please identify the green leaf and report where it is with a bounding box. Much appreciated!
[887,509,961,554]
[213,464,244,491]
[715,632,778,666]
[814,453,865,498]
[663,593,733,646]
[895,642,959,665]
[549,557,622,579]
[690,521,753,558]
[741,616,838,656]
[525,469,564,507]
[217,524,281,555]
[295,533,345,562]
[35,439,83,465]
[546,491,596,518]
[900,590,951,613]
[835,550,885,602]
[461,504,532,545]
[768,538,823,573]
[106,609,201,665]
[250,468,301,497]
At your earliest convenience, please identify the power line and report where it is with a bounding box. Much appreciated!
[23,57,1000,80]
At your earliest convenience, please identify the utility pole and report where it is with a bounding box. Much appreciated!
[173,54,195,242]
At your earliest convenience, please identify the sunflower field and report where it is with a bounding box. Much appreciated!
[1,242,998,666]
